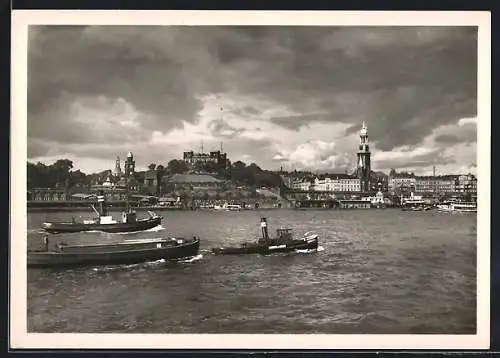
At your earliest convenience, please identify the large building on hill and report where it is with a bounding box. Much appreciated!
[183,149,231,178]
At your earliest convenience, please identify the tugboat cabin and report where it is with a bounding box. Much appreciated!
[276,228,293,240]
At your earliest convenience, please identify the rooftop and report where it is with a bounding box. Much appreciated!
[166,174,223,183]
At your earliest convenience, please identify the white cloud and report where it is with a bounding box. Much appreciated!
[457,117,477,126]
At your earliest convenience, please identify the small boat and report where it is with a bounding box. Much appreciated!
[211,217,319,255]
[214,203,242,211]
[41,194,162,234]
[28,235,200,268]
[437,201,477,213]
[401,204,434,211]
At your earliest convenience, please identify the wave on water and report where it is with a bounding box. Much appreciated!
[82,225,166,235]
[28,228,46,234]
[91,258,167,272]
[295,245,325,254]
[178,254,203,263]
[89,254,203,272]
[120,225,166,235]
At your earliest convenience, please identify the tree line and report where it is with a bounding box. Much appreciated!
[27,158,285,190]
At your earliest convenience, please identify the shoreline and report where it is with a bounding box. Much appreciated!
[26,205,285,213]
[27,205,409,213]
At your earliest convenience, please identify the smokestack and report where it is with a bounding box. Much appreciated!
[97,192,107,216]
[260,217,269,241]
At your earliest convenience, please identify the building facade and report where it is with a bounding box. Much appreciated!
[389,172,477,195]
[28,188,67,201]
[164,174,225,191]
[388,174,417,193]
[290,179,313,191]
[457,174,477,194]
[312,175,361,192]
[183,150,229,177]
[357,122,371,193]
[414,175,458,193]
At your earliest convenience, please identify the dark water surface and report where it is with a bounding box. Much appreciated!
[27,209,477,334]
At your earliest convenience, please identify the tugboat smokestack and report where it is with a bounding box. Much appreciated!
[260,217,269,241]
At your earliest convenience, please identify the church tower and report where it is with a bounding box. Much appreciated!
[124,152,135,177]
[113,156,122,177]
[357,122,371,193]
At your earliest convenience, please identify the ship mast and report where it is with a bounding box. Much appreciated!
[261,217,269,243]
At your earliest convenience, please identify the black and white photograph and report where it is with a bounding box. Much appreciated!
[11,10,490,350]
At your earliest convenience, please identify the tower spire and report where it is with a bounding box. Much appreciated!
[357,121,371,193]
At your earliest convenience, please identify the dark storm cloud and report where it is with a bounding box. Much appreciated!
[434,134,462,144]
[433,121,477,145]
[208,118,244,138]
[375,149,455,170]
[269,113,332,130]
[28,25,477,168]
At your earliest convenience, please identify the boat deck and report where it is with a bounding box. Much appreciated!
[54,238,190,254]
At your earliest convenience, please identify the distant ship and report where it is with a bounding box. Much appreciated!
[213,202,242,211]
[211,217,319,255]
[41,194,162,234]
[437,201,477,213]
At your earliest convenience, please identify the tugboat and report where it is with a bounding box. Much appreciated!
[28,234,200,268]
[211,217,319,255]
[41,194,162,234]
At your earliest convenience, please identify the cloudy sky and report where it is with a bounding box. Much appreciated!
[27,25,478,175]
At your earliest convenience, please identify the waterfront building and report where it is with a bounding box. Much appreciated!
[457,174,477,194]
[164,173,225,191]
[357,122,371,193]
[389,171,476,197]
[88,186,129,201]
[388,173,416,193]
[414,175,458,194]
[338,199,371,209]
[361,190,386,206]
[312,175,361,192]
[290,179,313,191]
[28,188,67,201]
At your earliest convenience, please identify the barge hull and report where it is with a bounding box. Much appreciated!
[28,239,199,268]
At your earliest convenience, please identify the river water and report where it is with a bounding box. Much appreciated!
[26,208,477,334]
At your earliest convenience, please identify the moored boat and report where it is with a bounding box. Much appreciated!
[214,202,242,211]
[211,217,319,255]
[41,194,162,234]
[437,201,477,213]
[28,235,200,268]
[401,204,434,211]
